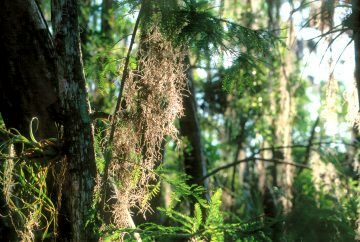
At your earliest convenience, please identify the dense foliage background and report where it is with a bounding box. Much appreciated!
[0,0,359,241]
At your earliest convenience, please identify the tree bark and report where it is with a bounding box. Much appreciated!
[179,57,209,199]
[52,0,98,240]
[352,0,360,123]
[101,0,113,39]
[0,0,59,139]
[0,1,60,240]
[303,117,320,166]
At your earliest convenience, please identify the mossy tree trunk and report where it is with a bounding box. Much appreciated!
[51,0,98,240]
[0,0,99,240]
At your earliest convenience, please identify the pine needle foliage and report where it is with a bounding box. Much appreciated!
[120,0,277,56]
[159,0,276,57]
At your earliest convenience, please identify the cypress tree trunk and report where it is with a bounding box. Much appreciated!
[0,0,59,139]
[352,0,360,117]
[274,2,296,213]
[101,0,113,38]
[52,0,98,240]
[180,57,209,198]
[350,0,360,181]
[0,1,60,239]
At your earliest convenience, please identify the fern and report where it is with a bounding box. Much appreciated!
[204,189,224,242]
[125,188,226,241]
[158,167,208,208]
[193,203,203,233]
[140,181,161,211]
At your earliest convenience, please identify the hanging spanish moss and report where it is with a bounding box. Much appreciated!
[108,27,186,228]
[345,80,360,131]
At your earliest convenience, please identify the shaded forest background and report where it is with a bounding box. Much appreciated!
[0,0,359,241]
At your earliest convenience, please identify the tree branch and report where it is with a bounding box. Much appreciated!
[304,116,320,166]
[254,141,357,154]
[198,156,311,182]
[100,0,144,215]
[196,140,355,182]
[90,111,111,120]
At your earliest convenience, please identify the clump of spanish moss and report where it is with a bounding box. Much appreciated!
[108,27,186,228]
[345,81,360,131]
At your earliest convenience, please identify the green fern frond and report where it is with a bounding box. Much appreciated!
[205,189,224,242]
[193,203,202,233]
[141,181,161,210]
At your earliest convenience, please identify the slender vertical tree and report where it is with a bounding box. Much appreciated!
[180,57,209,200]
[352,0,360,122]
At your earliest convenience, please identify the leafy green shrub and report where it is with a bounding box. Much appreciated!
[283,170,358,242]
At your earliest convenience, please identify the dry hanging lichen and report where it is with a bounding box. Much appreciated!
[345,80,360,131]
[108,27,186,228]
